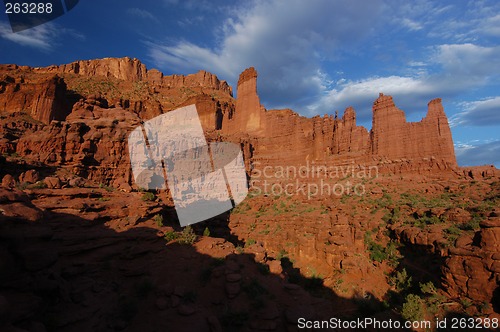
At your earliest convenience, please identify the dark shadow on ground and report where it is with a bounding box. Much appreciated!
[0,200,411,332]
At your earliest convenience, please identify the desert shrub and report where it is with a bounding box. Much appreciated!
[459,214,483,231]
[178,225,197,245]
[382,212,392,223]
[153,214,163,227]
[203,227,211,237]
[164,231,178,242]
[444,225,462,246]
[364,232,400,264]
[232,202,250,214]
[368,242,387,263]
[141,192,155,201]
[259,226,270,235]
[401,294,425,322]
[245,238,256,247]
[419,281,437,295]
[99,183,114,192]
[390,268,412,292]
[276,249,288,261]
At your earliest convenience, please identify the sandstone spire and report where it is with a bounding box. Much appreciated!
[228,67,266,135]
[370,93,457,166]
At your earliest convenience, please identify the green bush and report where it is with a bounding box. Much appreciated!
[390,268,412,292]
[368,242,387,263]
[164,231,178,242]
[178,225,197,245]
[276,249,288,261]
[153,214,163,227]
[245,239,256,247]
[401,294,425,322]
[141,192,155,201]
[203,227,211,237]
[419,281,437,295]
[29,181,47,189]
[459,214,483,231]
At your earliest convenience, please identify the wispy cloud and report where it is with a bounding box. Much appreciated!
[455,140,500,167]
[451,97,500,127]
[147,0,384,111]
[308,43,500,120]
[0,21,57,51]
[400,18,423,31]
[127,8,160,23]
[145,0,500,126]
[0,21,84,51]
[479,14,500,36]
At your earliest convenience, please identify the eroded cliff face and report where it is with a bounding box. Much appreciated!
[1,60,458,177]
[43,57,147,82]
[0,58,236,186]
[0,72,70,124]
[371,94,456,167]
[222,68,457,176]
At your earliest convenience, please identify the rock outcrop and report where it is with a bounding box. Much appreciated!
[226,67,266,135]
[442,213,500,305]
[221,68,456,176]
[45,57,147,82]
[0,74,70,124]
[371,94,456,166]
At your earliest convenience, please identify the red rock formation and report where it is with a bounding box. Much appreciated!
[45,57,147,82]
[222,69,456,178]
[226,67,266,135]
[371,93,456,167]
[0,61,460,187]
[332,107,370,156]
[0,74,70,124]
[442,213,500,304]
[159,70,232,96]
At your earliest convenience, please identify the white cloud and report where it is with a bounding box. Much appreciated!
[147,1,500,122]
[308,43,500,120]
[479,14,500,36]
[451,97,500,127]
[455,140,500,167]
[433,43,500,77]
[127,8,159,23]
[0,21,56,51]
[400,18,423,31]
[306,76,435,120]
[148,0,384,108]
[0,21,83,51]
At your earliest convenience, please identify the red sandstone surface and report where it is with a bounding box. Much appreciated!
[0,57,499,331]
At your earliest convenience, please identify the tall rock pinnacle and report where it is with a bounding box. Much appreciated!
[371,93,457,166]
[229,67,266,135]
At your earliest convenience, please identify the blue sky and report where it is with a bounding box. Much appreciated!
[1,0,499,167]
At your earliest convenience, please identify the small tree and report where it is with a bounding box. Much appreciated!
[401,294,425,322]
[153,214,163,227]
[178,225,197,245]
[203,227,211,237]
